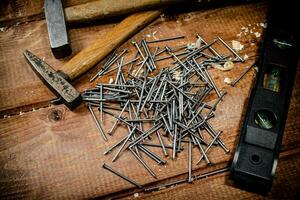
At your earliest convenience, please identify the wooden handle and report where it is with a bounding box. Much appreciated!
[65,0,182,23]
[61,10,161,80]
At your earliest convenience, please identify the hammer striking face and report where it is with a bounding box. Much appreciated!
[44,0,72,58]
[23,50,81,110]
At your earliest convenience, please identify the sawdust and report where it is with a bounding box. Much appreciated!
[195,38,202,48]
[224,77,232,85]
[236,22,267,46]
[231,40,244,52]
[0,27,7,32]
[223,61,234,70]
[152,31,158,40]
[173,70,182,81]
[260,22,267,28]
[254,32,261,38]
[212,61,235,71]
[187,43,196,50]
[243,54,249,60]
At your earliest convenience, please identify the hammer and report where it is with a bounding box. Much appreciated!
[24,10,161,110]
[44,0,186,58]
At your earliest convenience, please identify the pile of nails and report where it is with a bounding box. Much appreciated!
[82,34,244,190]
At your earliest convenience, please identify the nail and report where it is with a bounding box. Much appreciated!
[129,147,157,178]
[103,163,142,188]
[88,104,107,141]
[146,35,185,43]
[196,34,221,58]
[129,123,163,147]
[107,100,130,135]
[196,131,222,165]
[188,139,193,183]
[142,142,183,150]
[156,131,168,157]
[112,126,136,162]
[217,36,244,62]
[103,135,128,155]
[138,144,166,165]
[231,62,256,86]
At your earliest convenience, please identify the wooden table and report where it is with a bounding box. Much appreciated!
[0,1,299,199]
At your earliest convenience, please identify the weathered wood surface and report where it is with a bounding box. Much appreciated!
[0,2,299,199]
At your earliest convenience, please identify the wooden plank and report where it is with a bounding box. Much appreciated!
[121,147,300,200]
[0,0,93,25]
[0,0,235,26]
[0,2,267,115]
[0,90,244,198]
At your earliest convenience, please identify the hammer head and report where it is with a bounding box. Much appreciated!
[44,0,72,59]
[24,50,81,110]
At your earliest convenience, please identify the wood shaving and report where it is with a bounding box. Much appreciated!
[224,77,232,84]
[160,14,166,21]
[152,31,158,40]
[212,61,234,71]
[134,193,139,198]
[231,40,244,52]
[195,38,202,48]
[109,78,114,84]
[187,43,196,50]
[212,64,224,71]
[0,27,6,32]
[243,54,249,60]
[260,22,267,28]
[173,70,182,80]
[254,32,261,38]
[223,61,234,70]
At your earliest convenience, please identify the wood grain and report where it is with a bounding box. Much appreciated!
[121,147,300,200]
[62,10,161,80]
[65,0,182,24]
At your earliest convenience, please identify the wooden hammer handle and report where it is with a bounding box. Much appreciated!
[65,0,183,24]
[61,10,161,81]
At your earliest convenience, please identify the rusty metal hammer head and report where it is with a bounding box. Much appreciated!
[23,50,81,110]
[44,0,72,59]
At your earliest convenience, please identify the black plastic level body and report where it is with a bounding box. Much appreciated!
[230,1,299,195]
